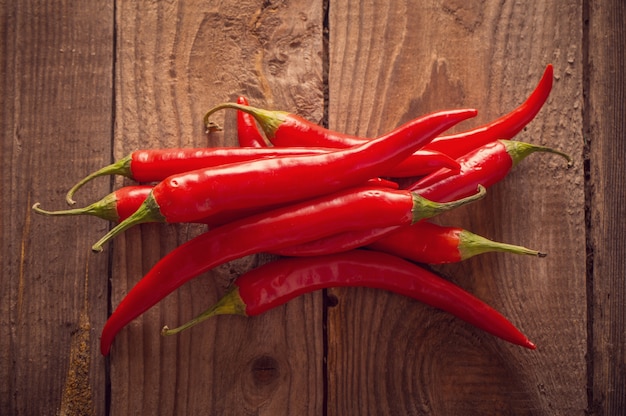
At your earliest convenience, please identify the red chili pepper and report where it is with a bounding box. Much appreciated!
[408,139,572,202]
[99,185,486,355]
[161,250,536,350]
[34,177,399,226]
[66,146,336,205]
[259,121,461,177]
[237,96,268,147]
[91,108,477,252]
[367,221,545,264]
[210,64,552,176]
[423,64,554,158]
[66,146,409,206]
[273,139,570,257]
[206,103,463,177]
[273,220,544,261]
[33,186,154,223]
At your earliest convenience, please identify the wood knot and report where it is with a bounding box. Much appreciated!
[250,355,280,386]
[325,293,339,307]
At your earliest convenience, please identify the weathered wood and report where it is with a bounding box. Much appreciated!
[327,0,586,414]
[587,1,626,414]
[107,1,325,414]
[0,1,113,415]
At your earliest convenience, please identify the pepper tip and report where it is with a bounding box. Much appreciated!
[100,345,111,356]
[525,339,537,350]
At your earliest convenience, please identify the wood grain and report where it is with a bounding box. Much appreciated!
[108,1,325,414]
[3,0,623,414]
[587,1,626,414]
[0,1,113,415]
[327,0,586,414]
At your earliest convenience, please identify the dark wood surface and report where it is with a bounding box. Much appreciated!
[587,1,626,415]
[1,1,623,415]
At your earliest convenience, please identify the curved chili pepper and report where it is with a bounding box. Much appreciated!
[408,139,572,202]
[66,146,335,205]
[99,185,486,355]
[258,123,461,177]
[367,221,545,264]
[237,96,269,147]
[423,64,554,158]
[66,146,410,206]
[34,177,399,226]
[206,103,462,177]
[274,220,544,261]
[33,186,154,223]
[92,108,477,252]
[209,64,553,175]
[161,250,536,350]
[274,139,571,257]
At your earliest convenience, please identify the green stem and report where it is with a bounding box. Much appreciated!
[203,102,288,139]
[458,230,547,260]
[161,287,247,336]
[65,155,133,205]
[411,184,487,222]
[91,192,164,252]
[32,192,119,222]
[502,140,573,168]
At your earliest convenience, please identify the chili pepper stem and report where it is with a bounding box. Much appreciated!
[203,103,288,139]
[161,287,246,336]
[32,195,119,223]
[411,184,487,222]
[458,230,547,260]
[503,140,573,168]
[65,155,133,205]
[91,193,165,252]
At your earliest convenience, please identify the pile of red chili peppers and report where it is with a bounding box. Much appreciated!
[34,64,572,356]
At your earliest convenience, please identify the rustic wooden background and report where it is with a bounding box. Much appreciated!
[1,0,624,415]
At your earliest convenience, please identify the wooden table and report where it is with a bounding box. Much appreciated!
[2,1,624,414]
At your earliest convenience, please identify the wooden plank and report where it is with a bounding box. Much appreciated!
[327,0,586,414]
[0,1,113,415]
[106,1,325,414]
[587,1,626,414]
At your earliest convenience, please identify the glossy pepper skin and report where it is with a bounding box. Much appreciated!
[274,220,543,261]
[66,146,343,205]
[264,126,461,177]
[162,250,536,350]
[207,103,462,177]
[423,64,554,158]
[234,95,461,176]
[33,178,399,226]
[237,96,268,147]
[408,139,572,202]
[367,221,545,264]
[99,185,486,355]
[91,108,477,252]
[212,65,553,175]
[375,149,461,177]
[276,139,570,257]
[66,145,410,206]
[33,186,154,223]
